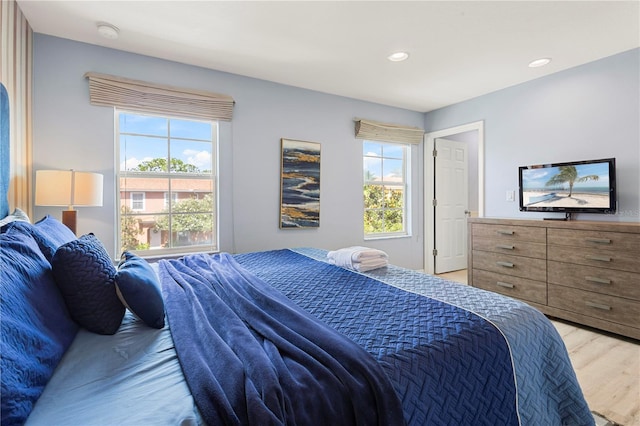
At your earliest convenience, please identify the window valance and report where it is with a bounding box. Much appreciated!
[84,72,234,121]
[354,119,424,144]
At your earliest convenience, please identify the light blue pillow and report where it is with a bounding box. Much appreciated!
[115,251,165,329]
[0,208,30,227]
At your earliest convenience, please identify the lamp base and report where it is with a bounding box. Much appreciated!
[62,210,77,235]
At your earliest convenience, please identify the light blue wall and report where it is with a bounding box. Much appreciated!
[32,35,639,270]
[424,48,640,222]
[32,35,425,268]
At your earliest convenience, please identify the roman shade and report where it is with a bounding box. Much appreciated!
[354,119,424,144]
[84,72,234,121]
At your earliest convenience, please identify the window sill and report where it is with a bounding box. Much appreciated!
[364,233,412,241]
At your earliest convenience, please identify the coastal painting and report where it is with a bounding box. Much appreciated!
[280,139,320,228]
[521,162,611,208]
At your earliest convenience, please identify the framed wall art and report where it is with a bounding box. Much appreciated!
[280,138,320,228]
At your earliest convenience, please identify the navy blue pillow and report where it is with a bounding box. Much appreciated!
[115,251,165,329]
[51,234,125,335]
[1,223,79,425]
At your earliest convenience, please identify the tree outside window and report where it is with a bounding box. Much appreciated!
[363,141,409,236]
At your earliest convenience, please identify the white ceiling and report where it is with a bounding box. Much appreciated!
[17,0,640,112]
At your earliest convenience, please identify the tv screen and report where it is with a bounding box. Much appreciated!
[519,158,616,215]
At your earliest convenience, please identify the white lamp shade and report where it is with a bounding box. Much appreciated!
[35,170,103,207]
[73,172,103,206]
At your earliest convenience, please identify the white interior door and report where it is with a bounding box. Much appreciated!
[434,138,469,274]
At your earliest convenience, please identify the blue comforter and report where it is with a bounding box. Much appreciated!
[236,249,519,425]
[158,253,404,426]
[240,248,594,426]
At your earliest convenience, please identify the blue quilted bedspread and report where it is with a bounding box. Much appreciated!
[236,248,594,426]
[158,253,404,426]
[235,249,519,425]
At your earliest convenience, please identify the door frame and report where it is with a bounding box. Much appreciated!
[424,120,484,275]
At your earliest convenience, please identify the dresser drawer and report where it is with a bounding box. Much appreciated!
[548,261,640,300]
[472,269,547,304]
[472,237,546,259]
[548,245,640,274]
[549,285,640,328]
[472,250,546,281]
[472,223,546,243]
[468,218,640,339]
[548,228,640,252]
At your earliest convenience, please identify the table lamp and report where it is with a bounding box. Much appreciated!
[35,169,103,234]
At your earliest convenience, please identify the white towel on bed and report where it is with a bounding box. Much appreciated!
[327,246,388,272]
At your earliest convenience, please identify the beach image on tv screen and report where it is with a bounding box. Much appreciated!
[521,161,610,208]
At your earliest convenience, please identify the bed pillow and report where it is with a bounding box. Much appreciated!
[115,251,165,329]
[0,207,30,227]
[1,223,79,425]
[6,215,78,262]
[31,215,77,262]
[51,234,125,335]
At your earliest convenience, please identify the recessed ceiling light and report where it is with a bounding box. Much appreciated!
[528,58,551,68]
[97,22,119,40]
[388,52,409,62]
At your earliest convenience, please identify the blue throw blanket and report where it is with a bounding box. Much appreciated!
[158,253,404,426]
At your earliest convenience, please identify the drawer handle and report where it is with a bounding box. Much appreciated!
[586,238,612,245]
[586,255,612,262]
[585,276,611,285]
[496,261,514,268]
[497,230,514,236]
[585,301,611,311]
[496,281,514,289]
[496,244,515,250]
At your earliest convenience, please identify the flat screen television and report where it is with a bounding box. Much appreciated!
[518,157,616,217]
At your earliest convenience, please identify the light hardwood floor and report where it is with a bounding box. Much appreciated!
[437,269,640,426]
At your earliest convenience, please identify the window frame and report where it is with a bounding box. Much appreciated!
[363,140,411,239]
[116,110,219,258]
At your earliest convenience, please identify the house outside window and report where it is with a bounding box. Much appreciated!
[118,111,217,255]
[363,141,410,237]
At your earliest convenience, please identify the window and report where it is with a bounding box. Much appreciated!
[164,192,178,208]
[118,111,217,255]
[131,192,145,211]
[363,141,409,237]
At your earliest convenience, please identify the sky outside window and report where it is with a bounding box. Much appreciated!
[364,141,405,182]
[119,113,213,172]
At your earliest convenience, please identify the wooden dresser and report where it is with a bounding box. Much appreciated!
[468,218,640,340]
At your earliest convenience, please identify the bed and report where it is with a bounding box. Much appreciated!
[0,87,594,425]
[0,227,596,426]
